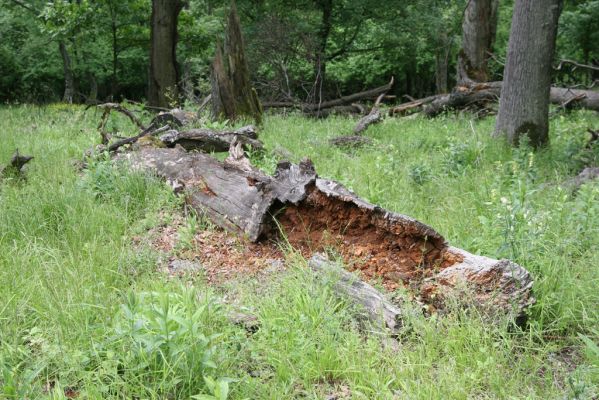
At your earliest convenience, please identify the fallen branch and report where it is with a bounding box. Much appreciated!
[97,102,146,131]
[353,89,389,135]
[160,125,263,152]
[556,59,599,73]
[263,78,394,114]
[108,125,170,153]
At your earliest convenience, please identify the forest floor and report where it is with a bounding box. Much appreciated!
[1,104,598,399]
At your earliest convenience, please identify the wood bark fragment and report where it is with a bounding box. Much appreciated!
[116,145,534,319]
[1,150,33,178]
[160,125,263,153]
[309,254,403,333]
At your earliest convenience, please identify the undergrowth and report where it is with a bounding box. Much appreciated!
[0,104,598,399]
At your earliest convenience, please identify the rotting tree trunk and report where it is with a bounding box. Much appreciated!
[117,145,533,320]
[494,0,562,147]
[211,2,262,124]
[457,0,498,84]
[59,41,74,104]
[390,82,599,117]
[148,0,183,108]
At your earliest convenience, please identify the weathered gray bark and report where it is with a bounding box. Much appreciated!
[117,145,534,319]
[353,80,393,134]
[148,0,183,108]
[391,82,599,118]
[211,2,262,124]
[494,0,563,147]
[59,41,74,104]
[159,125,263,152]
[309,254,403,333]
[457,0,499,84]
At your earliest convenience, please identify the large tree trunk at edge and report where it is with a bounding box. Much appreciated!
[59,41,74,104]
[210,2,262,124]
[148,0,183,108]
[494,0,562,147]
[457,0,498,84]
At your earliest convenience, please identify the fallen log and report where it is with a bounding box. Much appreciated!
[117,144,533,319]
[159,125,263,152]
[391,82,599,118]
[263,78,394,114]
[309,254,403,333]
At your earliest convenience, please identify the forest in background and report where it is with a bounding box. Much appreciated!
[1,0,598,105]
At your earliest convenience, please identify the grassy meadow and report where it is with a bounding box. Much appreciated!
[0,104,598,399]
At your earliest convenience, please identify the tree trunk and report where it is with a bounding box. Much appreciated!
[210,2,262,124]
[457,0,498,84]
[116,145,533,320]
[390,81,599,117]
[59,41,74,104]
[494,0,562,147]
[148,0,183,108]
[435,30,450,94]
[313,0,333,105]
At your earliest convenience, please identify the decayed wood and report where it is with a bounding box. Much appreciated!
[211,3,262,124]
[117,145,534,319]
[1,149,33,178]
[108,125,171,153]
[151,108,196,128]
[309,254,403,333]
[353,79,393,134]
[159,125,263,152]
[391,82,599,118]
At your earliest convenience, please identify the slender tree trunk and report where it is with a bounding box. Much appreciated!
[457,0,498,84]
[313,0,333,104]
[59,41,74,104]
[435,30,451,94]
[494,0,562,147]
[111,19,118,98]
[148,0,183,108]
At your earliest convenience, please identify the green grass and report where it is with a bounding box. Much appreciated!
[0,104,598,398]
